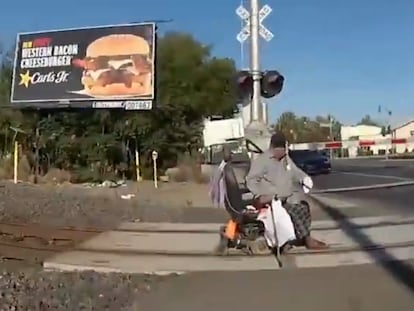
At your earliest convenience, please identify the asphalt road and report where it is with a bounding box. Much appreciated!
[318,185,414,217]
[309,158,414,217]
[180,158,414,223]
[342,184,413,206]
[313,158,414,189]
[138,261,414,311]
[313,171,408,189]
[233,157,414,190]
[332,158,414,177]
[333,158,414,167]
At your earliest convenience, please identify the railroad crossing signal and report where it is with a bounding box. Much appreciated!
[236,4,274,42]
[235,70,284,100]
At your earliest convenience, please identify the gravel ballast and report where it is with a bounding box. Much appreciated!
[0,182,142,229]
[0,267,174,310]
[0,181,194,310]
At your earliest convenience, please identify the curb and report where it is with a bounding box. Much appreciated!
[71,240,414,258]
[43,262,186,276]
[116,216,414,234]
[312,180,414,193]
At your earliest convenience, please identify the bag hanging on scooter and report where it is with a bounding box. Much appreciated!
[257,199,296,247]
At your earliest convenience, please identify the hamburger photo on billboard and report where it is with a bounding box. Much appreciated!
[72,34,152,97]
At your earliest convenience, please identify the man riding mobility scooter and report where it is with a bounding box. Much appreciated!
[213,140,316,266]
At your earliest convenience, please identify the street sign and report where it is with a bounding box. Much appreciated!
[236,4,274,42]
[319,123,331,128]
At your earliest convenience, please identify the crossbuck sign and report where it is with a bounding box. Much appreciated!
[236,4,274,43]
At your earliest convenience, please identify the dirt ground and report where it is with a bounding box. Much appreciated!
[0,178,332,229]
[69,180,213,208]
[0,179,229,229]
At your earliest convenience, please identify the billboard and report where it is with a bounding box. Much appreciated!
[10,23,155,109]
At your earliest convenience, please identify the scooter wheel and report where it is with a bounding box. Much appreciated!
[247,238,269,255]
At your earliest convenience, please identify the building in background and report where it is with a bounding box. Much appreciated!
[289,120,414,156]
[340,124,390,157]
[340,124,383,140]
[393,120,414,153]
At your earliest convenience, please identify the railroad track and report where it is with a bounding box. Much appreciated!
[2,221,414,266]
[0,222,102,264]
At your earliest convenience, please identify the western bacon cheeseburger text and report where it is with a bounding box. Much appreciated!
[20,37,78,69]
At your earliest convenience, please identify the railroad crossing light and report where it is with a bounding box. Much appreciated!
[261,70,284,98]
[235,70,253,100]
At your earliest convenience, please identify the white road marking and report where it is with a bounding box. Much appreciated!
[332,170,412,181]
[380,159,414,162]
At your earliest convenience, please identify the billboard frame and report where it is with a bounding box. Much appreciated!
[9,22,156,110]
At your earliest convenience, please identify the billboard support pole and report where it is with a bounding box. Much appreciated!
[13,141,18,184]
[135,147,141,182]
[34,121,40,184]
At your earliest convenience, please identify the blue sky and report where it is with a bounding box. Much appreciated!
[1,0,414,126]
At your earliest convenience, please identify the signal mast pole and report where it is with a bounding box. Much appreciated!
[236,0,274,149]
[249,0,262,123]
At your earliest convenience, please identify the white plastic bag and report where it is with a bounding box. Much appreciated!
[257,199,296,247]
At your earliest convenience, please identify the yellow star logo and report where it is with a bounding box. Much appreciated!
[19,70,32,88]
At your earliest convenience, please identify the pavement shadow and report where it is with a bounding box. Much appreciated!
[317,201,414,293]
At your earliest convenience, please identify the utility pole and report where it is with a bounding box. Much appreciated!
[319,117,334,159]
[329,118,333,159]
[378,105,392,160]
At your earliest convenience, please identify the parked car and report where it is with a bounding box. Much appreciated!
[289,150,331,175]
